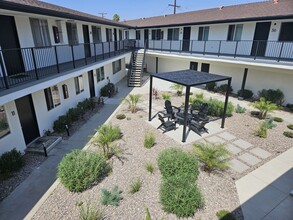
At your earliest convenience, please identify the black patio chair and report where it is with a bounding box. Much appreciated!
[188,103,209,136]
[190,103,209,121]
[160,100,181,120]
[157,113,177,133]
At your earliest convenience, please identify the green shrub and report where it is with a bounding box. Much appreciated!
[251,97,279,119]
[157,148,199,180]
[273,117,283,123]
[127,117,131,120]
[283,131,293,138]
[100,186,123,206]
[237,89,253,99]
[100,83,115,97]
[160,174,204,217]
[116,114,126,120]
[162,93,171,100]
[287,124,293,130]
[235,104,246,113]
[286,103,293,112]
[0,148,24,178]
[66,107,81,123]
[258,89,284,105]
[145,207,163,220]
[192,142,230,173]
[255,123,268,138]
[218,84,233,93]
[129,178,142,194]
[207,98,234,117]
[263,118,276,129]
[170,84,184,96]
[144,132,156,149]
[77,202,104,220]
[123,94,142,113]
[205,82,217,92]
[53,115,70,133]
[216,210,235,220]
[57,150,107,192]
[145,162,155,174]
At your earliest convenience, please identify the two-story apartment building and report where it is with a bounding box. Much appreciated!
[0,0,292,155]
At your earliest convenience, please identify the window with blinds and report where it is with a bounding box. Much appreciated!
[30,18,51,47]
[66,22,79,45]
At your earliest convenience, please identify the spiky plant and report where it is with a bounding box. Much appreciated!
[192,142,230,173]
[123,94,142,113]
[170,83,184,96]
[251,97,278,119]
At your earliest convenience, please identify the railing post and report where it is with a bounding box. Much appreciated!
[254,40,259,60]
[31,48,39,80]
[71,45,76,68]
[153,40,155,49]
[161,40,163,51]
[218,40,222,57]
[169,40,172,52]
[277,41,284,62]
[180,40,182,53]
[203,40,206,55]
[84,44,88,65]
[190,40,193,54]
[54,46,60,73]
[102,42,105,60]
[94,43,97,62]
[0,49,9,89]
[108,41,111,57]
[234,41,239,58]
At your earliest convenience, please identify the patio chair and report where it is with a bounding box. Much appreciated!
[160,100,181,120]
[190,103,209,121]
[188,103,209,136]
[157,113,177,133]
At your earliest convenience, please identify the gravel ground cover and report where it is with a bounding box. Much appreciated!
[31,92,291,220]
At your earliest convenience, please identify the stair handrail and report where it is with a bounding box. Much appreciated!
[127,48,135,86]
[140,40,147,86]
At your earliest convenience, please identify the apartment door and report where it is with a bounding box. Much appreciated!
[144,29,149,48]
[0,15,24,75]
[82,25,91,58]
[114,28,118,51]
[88,70,95,98]
[182,27,191,51]
[15,95,40,145]
[250,22,271,57]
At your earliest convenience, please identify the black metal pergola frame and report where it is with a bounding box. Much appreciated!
[148,69,232,142]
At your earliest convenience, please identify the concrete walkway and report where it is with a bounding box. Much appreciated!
[0,78,133,220]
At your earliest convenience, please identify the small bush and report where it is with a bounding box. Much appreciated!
[216,210,235,220]
[170,84,184,96]
[100,83,115,97]
[237,89,253,99]
[286,103,293,112]
[53,115,70,133]
[67,107,81,123]
[145,162,155,174]
[258,89,284,105]
[205,82,217,92]
[157,148,199,180]
[255,123,268,138]
[160,174,204,217]
[58,150,107,192]
[218,84,233,94]
[116,114,126,120]
[207,98,234,117]
[235,104,246,113]
[77,202,104,220]
[263,118,276,129]
[123,94,142,113]
[287,124,293,130]
[283,131,293,138]
[129,178,142,194]
[273,117,283,123]
[126,117,131,120]
[192,142,230,173]
[250,97,279,119]
[0,148,24,178]
[162,93,171,100]
[100,186,123,206]
[144,132,156,149]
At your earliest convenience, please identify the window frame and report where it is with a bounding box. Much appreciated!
[0,105,10,139]
[96,66,105,82]
[198,26,209,41]
[106,28,113,42]
[279,22,293,42]
[44,85,61,111]
[66,22,79,45]
[227,24,243,41]
[167,28,179,41]
[30,18,51,47]
[136,30,141,40]
[92,26,102,43]
[112,59,121,74]
[151,29,162,40]
[74,75,84,94]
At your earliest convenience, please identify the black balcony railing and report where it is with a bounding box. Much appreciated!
[134,39,293,62]
[0,40,135,91]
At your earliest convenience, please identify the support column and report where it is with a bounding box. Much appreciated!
[182,86,190,142]
[221,78,231,128]
[155,57,158,73]
[239,68,248,98]
[148,76,153,121]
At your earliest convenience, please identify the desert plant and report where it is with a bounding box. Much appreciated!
[283,131,293,138]
[263,118,276,129]
[189,93,205,110]
[53,115,70,133]
[100,83,115,97]
[144,132,156,149]
[145,162,155,174]
[235,104,246,113]
[205,82,217,92]
[152,88,159,99]
[255,122,268,138]
[77,201,104,220]
[100,186,123,206]
[258,89,284,105]
[287,124,293,130]
[126,117,131,120]
[218,84,233,93]
[286,103,293,112]
[251,97,278,119]
[123,94,142,113]
[170,83,184,96]
[216,210,235,220]
[91,124,122,159]
[129,178,142,194]
[160,174,204,217]
[192,142,230,173]
[116,114,126,120]
[206,98,234,117]
[157,148,199,180]
[145,207,163,220]
[0,148,25,178]
[162,93,171,100]
[237,89,253,99]
[58,150,107,192]
[273,117,283,122]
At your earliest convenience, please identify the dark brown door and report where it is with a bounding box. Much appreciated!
[144,29,149,48]
[114,28,118,51]
[251,22,271,57]
[88,70,95,97]
[0,15,24,76]
[182,27,191,51]
[82,25,91,58]
[15,95,40,145]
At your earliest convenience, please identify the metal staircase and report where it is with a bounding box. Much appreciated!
[128,46,146,87]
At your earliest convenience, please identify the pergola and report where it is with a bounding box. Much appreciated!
[148,69,232,142]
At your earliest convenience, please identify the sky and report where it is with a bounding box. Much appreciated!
[42,0,267,21]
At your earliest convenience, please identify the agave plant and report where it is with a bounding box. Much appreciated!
[251,97,278,119]
[123,94,142,113]
[170,83,184,96]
